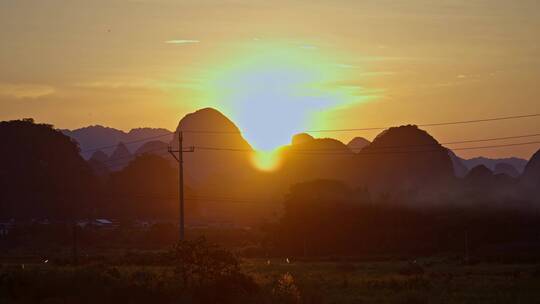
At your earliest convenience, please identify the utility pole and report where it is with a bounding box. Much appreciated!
[72,220,78,265]
[465,230,469,263]
[168,131,194,241]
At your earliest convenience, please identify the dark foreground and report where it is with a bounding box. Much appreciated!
[1,258,540,304]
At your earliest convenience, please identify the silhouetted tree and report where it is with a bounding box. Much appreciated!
[0,119,95,219]
[105,154,197,219]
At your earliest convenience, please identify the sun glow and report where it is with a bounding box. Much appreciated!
[250,149,282,171]
[190,40,369,170]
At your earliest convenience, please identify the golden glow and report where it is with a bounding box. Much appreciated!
[193,40,368,153]
[3,1,539,160]
[250,149,282,171]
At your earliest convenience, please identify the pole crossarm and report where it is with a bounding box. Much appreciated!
[167,146,195,155]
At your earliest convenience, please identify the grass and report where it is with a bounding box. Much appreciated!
[1,257,540,303]
[242,258,540,304]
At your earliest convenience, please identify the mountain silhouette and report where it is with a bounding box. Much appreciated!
[108,142,133,170]
[461,156,527,174]
[167,108,276,223]
[465,164,494,185]
[62,126,172,159]
[134,140,169,156]
[347,137,371,153]
[460,164,518,202]
[291,133,314,145]
[106,154,198,220]
[90,150,108,163]
[522,149,540,187]
[355,125,454,194]
[279,136,354,185]
[88,150,110,177]
[494,162,520,178]
[170,108,253,183]
[447,149,469,177]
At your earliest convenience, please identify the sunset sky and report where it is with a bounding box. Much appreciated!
[1,0,539,158]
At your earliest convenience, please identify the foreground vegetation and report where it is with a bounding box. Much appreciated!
[2,252,540,303]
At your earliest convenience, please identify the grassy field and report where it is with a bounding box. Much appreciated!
[242,258,540,304]
[1,257,540,303]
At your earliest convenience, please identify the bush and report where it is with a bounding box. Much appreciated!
[170,237,258,303]
[399,261,425,276]
[271,273,301,304]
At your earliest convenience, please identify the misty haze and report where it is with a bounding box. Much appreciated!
[1,1,540,303]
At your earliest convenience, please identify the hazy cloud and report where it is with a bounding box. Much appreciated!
[0,83,55,99]
[165,39,200,44]
[73,79,160,90]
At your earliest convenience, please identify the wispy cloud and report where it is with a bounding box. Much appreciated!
[335,63,357,69]
[300,45,317,50]
[73,78,159,90]
[0,83,55,99]
[165,39,200,44]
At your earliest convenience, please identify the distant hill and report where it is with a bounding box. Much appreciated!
[169,107,254,183]
[291,133,314,145]
[107,142,133,171]
[134,140,169,157]
[62,125,173,159]
[355,125,455,194]
[493,162,520,178]
[88,150,110,177]
[89,150,108,163]
[347,137,371,153]
[447,149,469,178]
[279,136,354,184]
[460,164,518,201]
[522,149,540,187]
[169,108,275,223]
[445,153,527,178]
[464,164,495,186]
[461,156,527,174]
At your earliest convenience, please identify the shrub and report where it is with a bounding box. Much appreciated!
[271,273,301,304]
[399,261,425,276]
[170,237,258,303]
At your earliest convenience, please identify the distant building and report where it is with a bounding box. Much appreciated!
[77,218,118,230]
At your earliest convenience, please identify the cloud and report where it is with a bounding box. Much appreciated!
[335,63,356,69]
[300,45,317,50]
[165,39,200,44]
[73,78,159,90]
[0,83,55,99]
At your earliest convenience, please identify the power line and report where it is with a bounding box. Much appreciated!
[77,112,540,154]
[101,193,266,204]
[305,113,540,133]
[195,132,540,152]
[194,140,540,155]
[100,146,170,164]
[98,133,540,168]
[105,130,540,160]
[453,140,540,151]
[80,133,174,154]
[181,113,540,134]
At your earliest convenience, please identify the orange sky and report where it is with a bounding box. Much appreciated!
[1,0,539,159]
